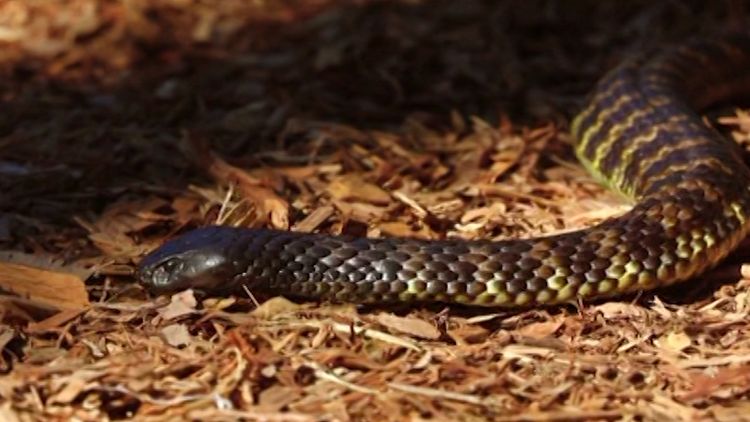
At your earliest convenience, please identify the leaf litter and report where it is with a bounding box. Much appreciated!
[1,1,750,421]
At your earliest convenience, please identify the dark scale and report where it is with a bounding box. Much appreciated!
[518,257,542,271]
[427,280,448,295]
[347,271,365,283]
[466,282,486,296]
[534,265,555,279]
[513,270,535,282]
[362,249,387,261]
[449,261,479,276]
[321,255,344,268]
[403,259,426,271]
[437,270,459,283]
[397,269,417,281]
[418,269,437,281]
[425,261,449,272]
[446,281,467,296]
[526,278,547,292]
[375,259,403,275]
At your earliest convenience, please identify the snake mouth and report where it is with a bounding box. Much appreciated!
[137,261,182,294]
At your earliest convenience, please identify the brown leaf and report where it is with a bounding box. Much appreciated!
[333,200,388,223]
[515,318,565,339]
[87,231,143,258]
[292,205,334,233]
[655,331,692,353]
[327,174,391,205]
[27,308,86,333]
[594,302,649,320]
[170,196,202,226]
[251,296,304,319]
[378,221,436,239]
[158,290,198,320]
[683,365,750,401]
[0,328,15,351]
[446,324,490,345]
[160,324,192,347]
[94,197,171,234]
[486,136,525,183]
[275,164,342,181]
[49,369,105,405]
[374,313,441,340]
[185,132,290,229]
[257,385,302,411]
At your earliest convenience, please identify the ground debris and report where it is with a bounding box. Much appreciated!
[1,1,749,421]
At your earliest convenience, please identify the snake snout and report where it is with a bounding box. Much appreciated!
[137,226,248,294]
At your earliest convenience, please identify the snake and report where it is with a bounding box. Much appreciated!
[137,33,750,308]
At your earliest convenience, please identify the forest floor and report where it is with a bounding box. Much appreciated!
[2,1,750,420]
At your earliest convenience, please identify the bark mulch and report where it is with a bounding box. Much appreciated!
[2,1,750,420]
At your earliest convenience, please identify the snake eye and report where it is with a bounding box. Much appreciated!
[162,258,182,273]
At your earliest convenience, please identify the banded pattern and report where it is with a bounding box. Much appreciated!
[138,34,750,308]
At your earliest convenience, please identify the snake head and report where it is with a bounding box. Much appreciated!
[137,226,245,295]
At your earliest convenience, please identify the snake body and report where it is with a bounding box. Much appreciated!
[138,34,750,307]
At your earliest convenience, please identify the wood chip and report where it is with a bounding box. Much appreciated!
[327,175,391,206]
[0,260,89,311]
[1,2,747,421]
[373,313,441,340]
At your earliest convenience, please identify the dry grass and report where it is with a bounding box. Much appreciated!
[2,1,750,420]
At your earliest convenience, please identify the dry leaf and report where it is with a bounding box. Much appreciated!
[49,370,104,404]
[202,296,237,311]
[334,200,388,223]
[374,313,441,340]
[27,308,86,333]
[257,385,302,411]
[378,221,437,239]
[161,324,192,347]
[292,205,335,232]
[0,403,20,422]
[0,328,15,351]
[595,302,649,320]
[158,290,198,320]
[185,132,290,229]
[446,324,490,345]
[683,365,750,401]
[251,296,304,319]
[97,197,171,233]
[327,174,391,205]
[516,318,565,339]
[656,331,692,353]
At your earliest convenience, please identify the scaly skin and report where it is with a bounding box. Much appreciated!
[138,34,750,307]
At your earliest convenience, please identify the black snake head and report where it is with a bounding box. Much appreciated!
[137,226,246,295]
